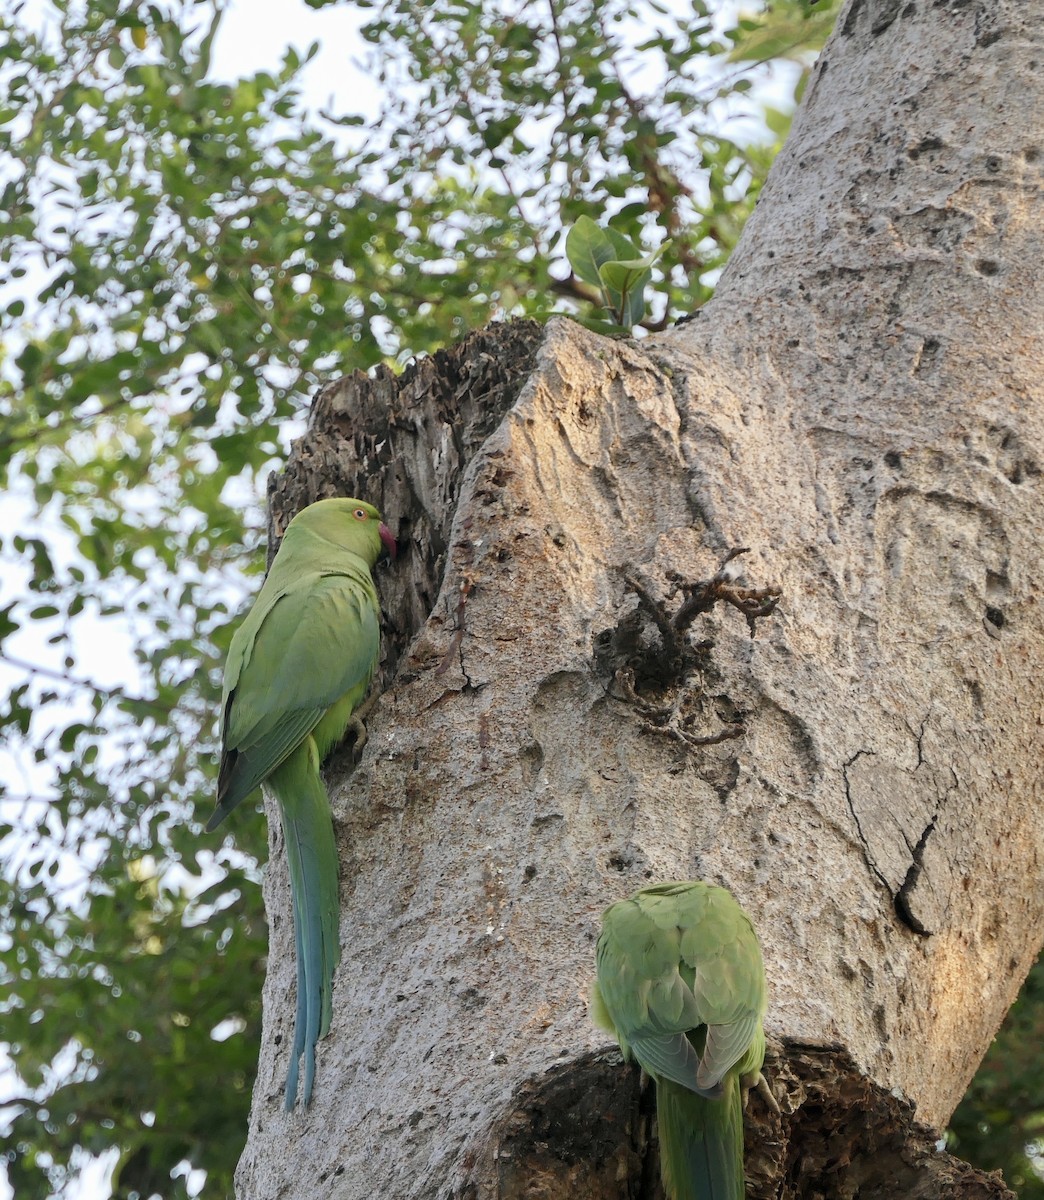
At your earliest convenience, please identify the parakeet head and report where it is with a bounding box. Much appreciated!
[288,497,397,563]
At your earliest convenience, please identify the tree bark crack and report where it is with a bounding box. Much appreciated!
[842,749,896,897]
[893,759,960,936]
[894,814,939,936]
[844,721,959,937]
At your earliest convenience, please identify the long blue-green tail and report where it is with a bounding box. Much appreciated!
[267,737,341,1110]
[656,1070,744,1200]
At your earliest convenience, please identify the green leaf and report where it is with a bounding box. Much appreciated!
[566,216,638,288]
[0,602,19,645]
[598,257,656,329]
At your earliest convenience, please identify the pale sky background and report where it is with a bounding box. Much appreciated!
[0,1,801,1196]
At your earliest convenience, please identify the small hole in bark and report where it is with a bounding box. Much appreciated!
[908,135,943,159]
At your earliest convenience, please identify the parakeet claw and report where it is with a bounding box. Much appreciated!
[752,1071,780,1114]
[344,688,379,760]
[347,713,368,758]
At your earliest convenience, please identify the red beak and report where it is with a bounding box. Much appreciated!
[379,522,398,560]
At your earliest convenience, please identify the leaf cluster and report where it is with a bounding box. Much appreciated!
[355,0,837,329]
[2,848,264,1200]
[565,216,661,331]
[948,952,1044,1199]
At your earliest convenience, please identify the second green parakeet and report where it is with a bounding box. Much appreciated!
[205,497,395,1110]
[592,880,770,1200]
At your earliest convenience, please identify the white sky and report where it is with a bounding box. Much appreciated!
[211,0,377,114]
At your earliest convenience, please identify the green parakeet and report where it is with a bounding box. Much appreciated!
[205,497,396,1110]
[591,880,769,1200]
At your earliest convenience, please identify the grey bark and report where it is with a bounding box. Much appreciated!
[236,0,1044,1196]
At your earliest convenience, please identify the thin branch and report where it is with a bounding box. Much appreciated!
[0,650,171,713]
[669,548,782,638]
[549,274,603,307]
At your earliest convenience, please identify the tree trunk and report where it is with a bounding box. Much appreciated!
[234,1,1044,1196]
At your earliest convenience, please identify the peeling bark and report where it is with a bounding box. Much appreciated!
[234,0,1044,1196]
[492,1043,1015,1200]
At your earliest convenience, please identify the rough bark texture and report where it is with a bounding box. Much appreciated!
[235,0,1043,1196]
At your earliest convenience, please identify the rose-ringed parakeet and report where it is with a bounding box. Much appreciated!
[205,497,396,1110]
[592,880,770,1200]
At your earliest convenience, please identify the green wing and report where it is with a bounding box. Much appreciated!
[675,893,765,1091]
[593,880,767,1200]
[595,881,765,1095]
[209,564,379,829]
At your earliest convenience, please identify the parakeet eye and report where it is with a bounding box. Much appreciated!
[353,508,367,520]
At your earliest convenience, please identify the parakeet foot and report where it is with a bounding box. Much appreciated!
[344,688,379,759]
[742,1070,780,1114]
[347,713,368,758]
